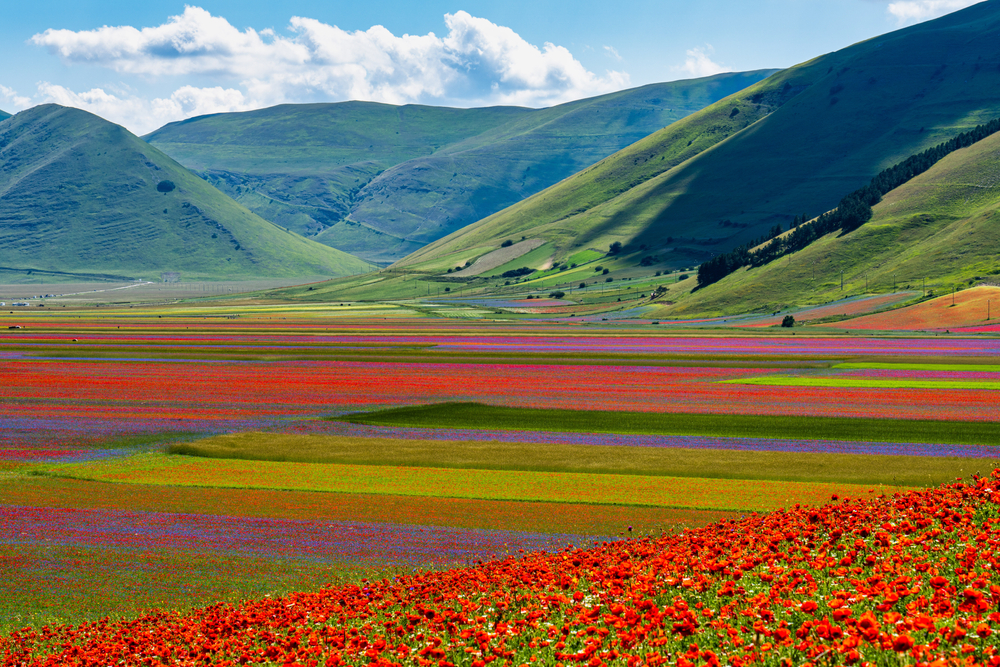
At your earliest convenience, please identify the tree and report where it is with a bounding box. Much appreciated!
[781,315,795,328]
[156,180,176,193]
[608,241,622,255]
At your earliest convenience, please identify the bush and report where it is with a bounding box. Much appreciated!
[678,274,689,280]
[156,180,176,193]
[579,283,586,289]
[549,291,565,299]
[608,241,622,255]
[605,277,613,283]
[781,315,796,328]
[500,240,513,248]
[602,268,610,275]
[594,266,603,272]
[639,255,658,267]
[501,267,533,279]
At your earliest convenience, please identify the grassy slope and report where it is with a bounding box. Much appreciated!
[0,110,10,122]
[664,128,1000,316]
[146,72,774,263]
[0,105,370,280]
[400,2,1000,276]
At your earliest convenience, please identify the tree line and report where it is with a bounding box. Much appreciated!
[697,117,1000,288]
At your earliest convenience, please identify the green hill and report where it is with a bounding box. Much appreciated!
[659,126,1000,317]
[0,110,10,122]
[0,105,370,281]
[400,1,1000,276]
[145,72,774,264]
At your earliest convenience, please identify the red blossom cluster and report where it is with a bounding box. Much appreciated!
[6,473,1000,666]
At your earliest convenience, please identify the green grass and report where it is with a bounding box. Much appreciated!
[0,105,370,281]
[835,363,1000,372]
[0,109,10,122]
[667,127,1000,317]
[340,402,1000,446]
[147,73,775,264]
[727,376,1000,390]
[399,3,1000,294]
[36,452,899,511]
[171,431,989,487]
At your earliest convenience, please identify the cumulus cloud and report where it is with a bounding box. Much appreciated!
[886,0,986,23]
[27,6,628,132]
[35,83,251,134]
[0,85,32,111]
[674,45,731,79]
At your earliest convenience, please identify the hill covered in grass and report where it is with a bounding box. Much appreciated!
[399,1,1000,277]
[0,110,10,122]
[658,126,1000,317]
[0,105,370,281]
[145,72,774,264]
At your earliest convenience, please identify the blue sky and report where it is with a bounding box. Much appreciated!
[0,0,987,133]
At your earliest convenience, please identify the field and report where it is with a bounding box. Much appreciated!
[3,303,1000,665]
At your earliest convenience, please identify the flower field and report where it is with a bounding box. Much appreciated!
[3,311,1000,659]
[7,472,1000,666]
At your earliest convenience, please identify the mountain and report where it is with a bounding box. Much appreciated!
[398,1,1000,277]
[0,111,10,122]
[145,71,775,264]
[0,105,370,281]
[659,125,1000,317]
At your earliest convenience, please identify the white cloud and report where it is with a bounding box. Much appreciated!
[886,0,986,23]
[603,45,622,62]
[34,83,251,134]
[674,45,731,79]
[27,6,629,132]
[0,85,32,111]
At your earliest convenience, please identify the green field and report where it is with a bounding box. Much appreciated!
[171,432,988,487]
[35,452,901,511]
[340,402,1000,446]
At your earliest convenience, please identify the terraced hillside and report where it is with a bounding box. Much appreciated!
[145,72,774,263]
[399,2,1000,277]
[0,105,370,281]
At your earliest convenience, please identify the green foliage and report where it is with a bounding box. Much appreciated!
[548,290,565,299]
[781,315,796,327]
[156,180,176,193]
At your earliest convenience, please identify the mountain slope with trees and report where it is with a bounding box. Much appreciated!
[398,1,1000,278]
[0,105,370,281]
[657,125,1000,317]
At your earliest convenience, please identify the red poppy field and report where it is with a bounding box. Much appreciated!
[3,308,1000,664]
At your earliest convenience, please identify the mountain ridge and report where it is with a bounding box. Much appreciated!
[146,71,776,263]
[0,105,370,281]
[398,1,1000,277]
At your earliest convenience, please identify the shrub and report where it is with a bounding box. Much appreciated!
[781,315,796,328]
[501,267,533,279]
[579,283,586,289]
[549,291,565,299]
[605,277,613,283]
[500,240,513,247]
[679,274,689,281]
[608,241,622,255]
[602,268,610,275]
[156,180,176,193]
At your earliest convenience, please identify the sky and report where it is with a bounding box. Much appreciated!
[0,0,988,134]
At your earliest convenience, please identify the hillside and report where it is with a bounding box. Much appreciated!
[399,1,1000,277]
[145,72,774,263]
[0,105,370,281]
[0,110,10,122]
[655,126,1000,317]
